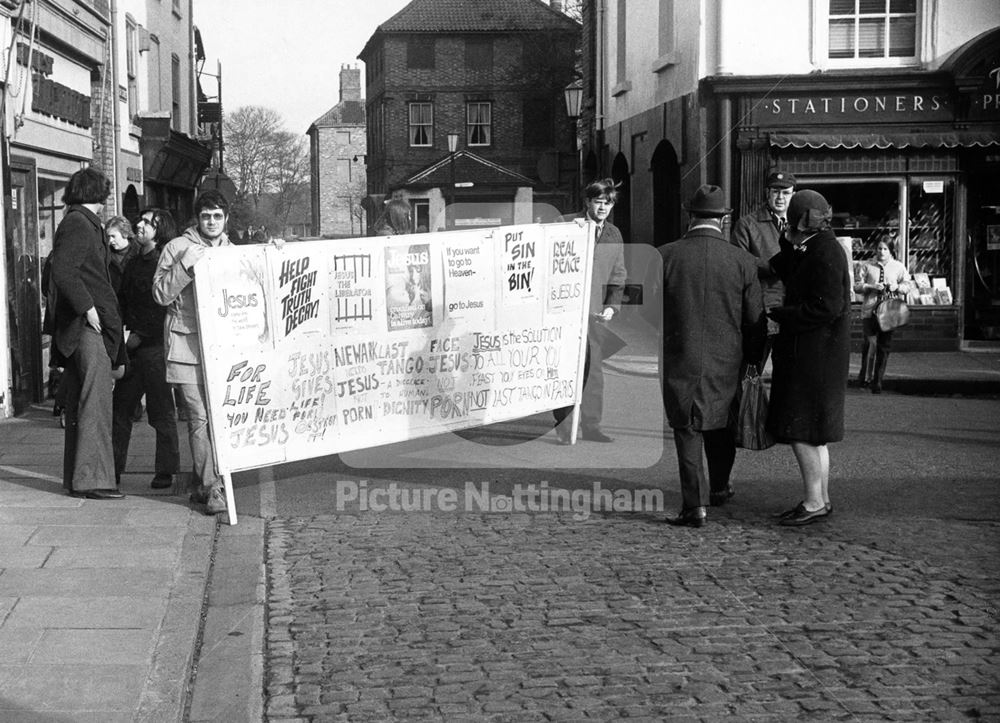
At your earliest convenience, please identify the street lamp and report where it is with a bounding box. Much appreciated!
[563,81,583,210]
[447,133,459,229]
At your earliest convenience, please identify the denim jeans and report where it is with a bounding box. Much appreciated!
[174,382,221,492]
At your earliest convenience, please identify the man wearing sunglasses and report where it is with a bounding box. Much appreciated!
[152,191,231,515]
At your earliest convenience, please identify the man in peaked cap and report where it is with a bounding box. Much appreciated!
[731,169,797,366]
[654,185,765,527]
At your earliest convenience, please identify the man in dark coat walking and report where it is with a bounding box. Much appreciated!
[655,185,764,527]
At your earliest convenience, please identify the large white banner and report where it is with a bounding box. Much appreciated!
[193,222,594,475]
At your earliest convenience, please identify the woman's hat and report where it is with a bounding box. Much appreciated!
[683,184,732,217]
[788,189,832,230]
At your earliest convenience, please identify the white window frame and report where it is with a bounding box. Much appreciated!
[466,101,491,147]
[812,0,925,70]
[408,102,433,147]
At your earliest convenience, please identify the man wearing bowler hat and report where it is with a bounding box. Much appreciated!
[655,185,764,527]
[732,169,797,366]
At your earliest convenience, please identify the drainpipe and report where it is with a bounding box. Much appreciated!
[109,0,121,214]
[715,0,733,215]
[595,0,606,172]
[188,0,196,133]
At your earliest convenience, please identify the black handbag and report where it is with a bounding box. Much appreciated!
[729,365,775,451]
[874,293,910,332]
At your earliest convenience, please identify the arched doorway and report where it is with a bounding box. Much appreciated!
[651,141,681,245]
[122,185,141,224]
[610,152,631,244]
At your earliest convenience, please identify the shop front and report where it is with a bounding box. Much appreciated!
[137,114,212,228]
[4,32,101,414]
[709,28,1000,351]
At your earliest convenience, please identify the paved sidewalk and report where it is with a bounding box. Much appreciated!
[605,307,1000,396]
[0,404,219,722]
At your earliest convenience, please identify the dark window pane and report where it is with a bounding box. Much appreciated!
[829,0,856,15]
[858,0,884,14]
[889,0,915,12]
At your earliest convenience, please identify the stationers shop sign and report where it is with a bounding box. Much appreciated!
[750,91,952,125]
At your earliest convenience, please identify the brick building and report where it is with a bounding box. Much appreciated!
[358,0,580,232]
[308,65,367,238]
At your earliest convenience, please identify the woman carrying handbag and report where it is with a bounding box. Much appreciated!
[855,239,912,394]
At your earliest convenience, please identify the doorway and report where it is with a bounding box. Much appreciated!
[610,153,631,243]
[651,141,681,245]
[7,158,41,413]
[965,156,1000,342]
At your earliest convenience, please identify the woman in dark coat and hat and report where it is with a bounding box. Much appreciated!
[766,189,851,526]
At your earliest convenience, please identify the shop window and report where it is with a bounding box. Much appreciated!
[408,102,433,147]
[823,0,918,66]
[38,177,67,248]
[803,176,955,305]
[907,179,954,304]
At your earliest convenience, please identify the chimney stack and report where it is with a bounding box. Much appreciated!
[551,0,563,11]
[339,64,361,102]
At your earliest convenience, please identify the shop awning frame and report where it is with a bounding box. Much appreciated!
[769,130,1000,150]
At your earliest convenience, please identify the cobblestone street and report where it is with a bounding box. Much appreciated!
[263,511,999,721]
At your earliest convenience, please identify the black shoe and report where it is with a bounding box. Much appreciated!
[581,427,613,443]
[151,474,173,489]
[775,502,806,520]
[666,507,706,528]
[80,489,126,500]
[778,504,829,526]
[871,381,882,394]
[709,485,734,506]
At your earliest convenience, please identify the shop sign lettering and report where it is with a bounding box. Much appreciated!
[752,93,951,125]
[31,75,92,129]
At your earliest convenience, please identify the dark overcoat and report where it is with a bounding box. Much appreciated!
[766,229,851,444]
[655,226,764,430]
[731,205,784,311]
[50,205,123,364]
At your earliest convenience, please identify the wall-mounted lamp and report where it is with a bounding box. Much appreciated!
[563,81,583,119]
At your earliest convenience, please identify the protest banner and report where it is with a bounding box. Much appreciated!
[193,222,595,523]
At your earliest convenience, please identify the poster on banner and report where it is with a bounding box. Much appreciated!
[385,243,433,330]
[500,225,541,305]
[193,222,594,477]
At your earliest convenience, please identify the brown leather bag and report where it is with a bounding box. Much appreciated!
[874,294,910,332]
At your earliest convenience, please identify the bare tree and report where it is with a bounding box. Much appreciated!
[224,105,308,234]
[561,0,582,21]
